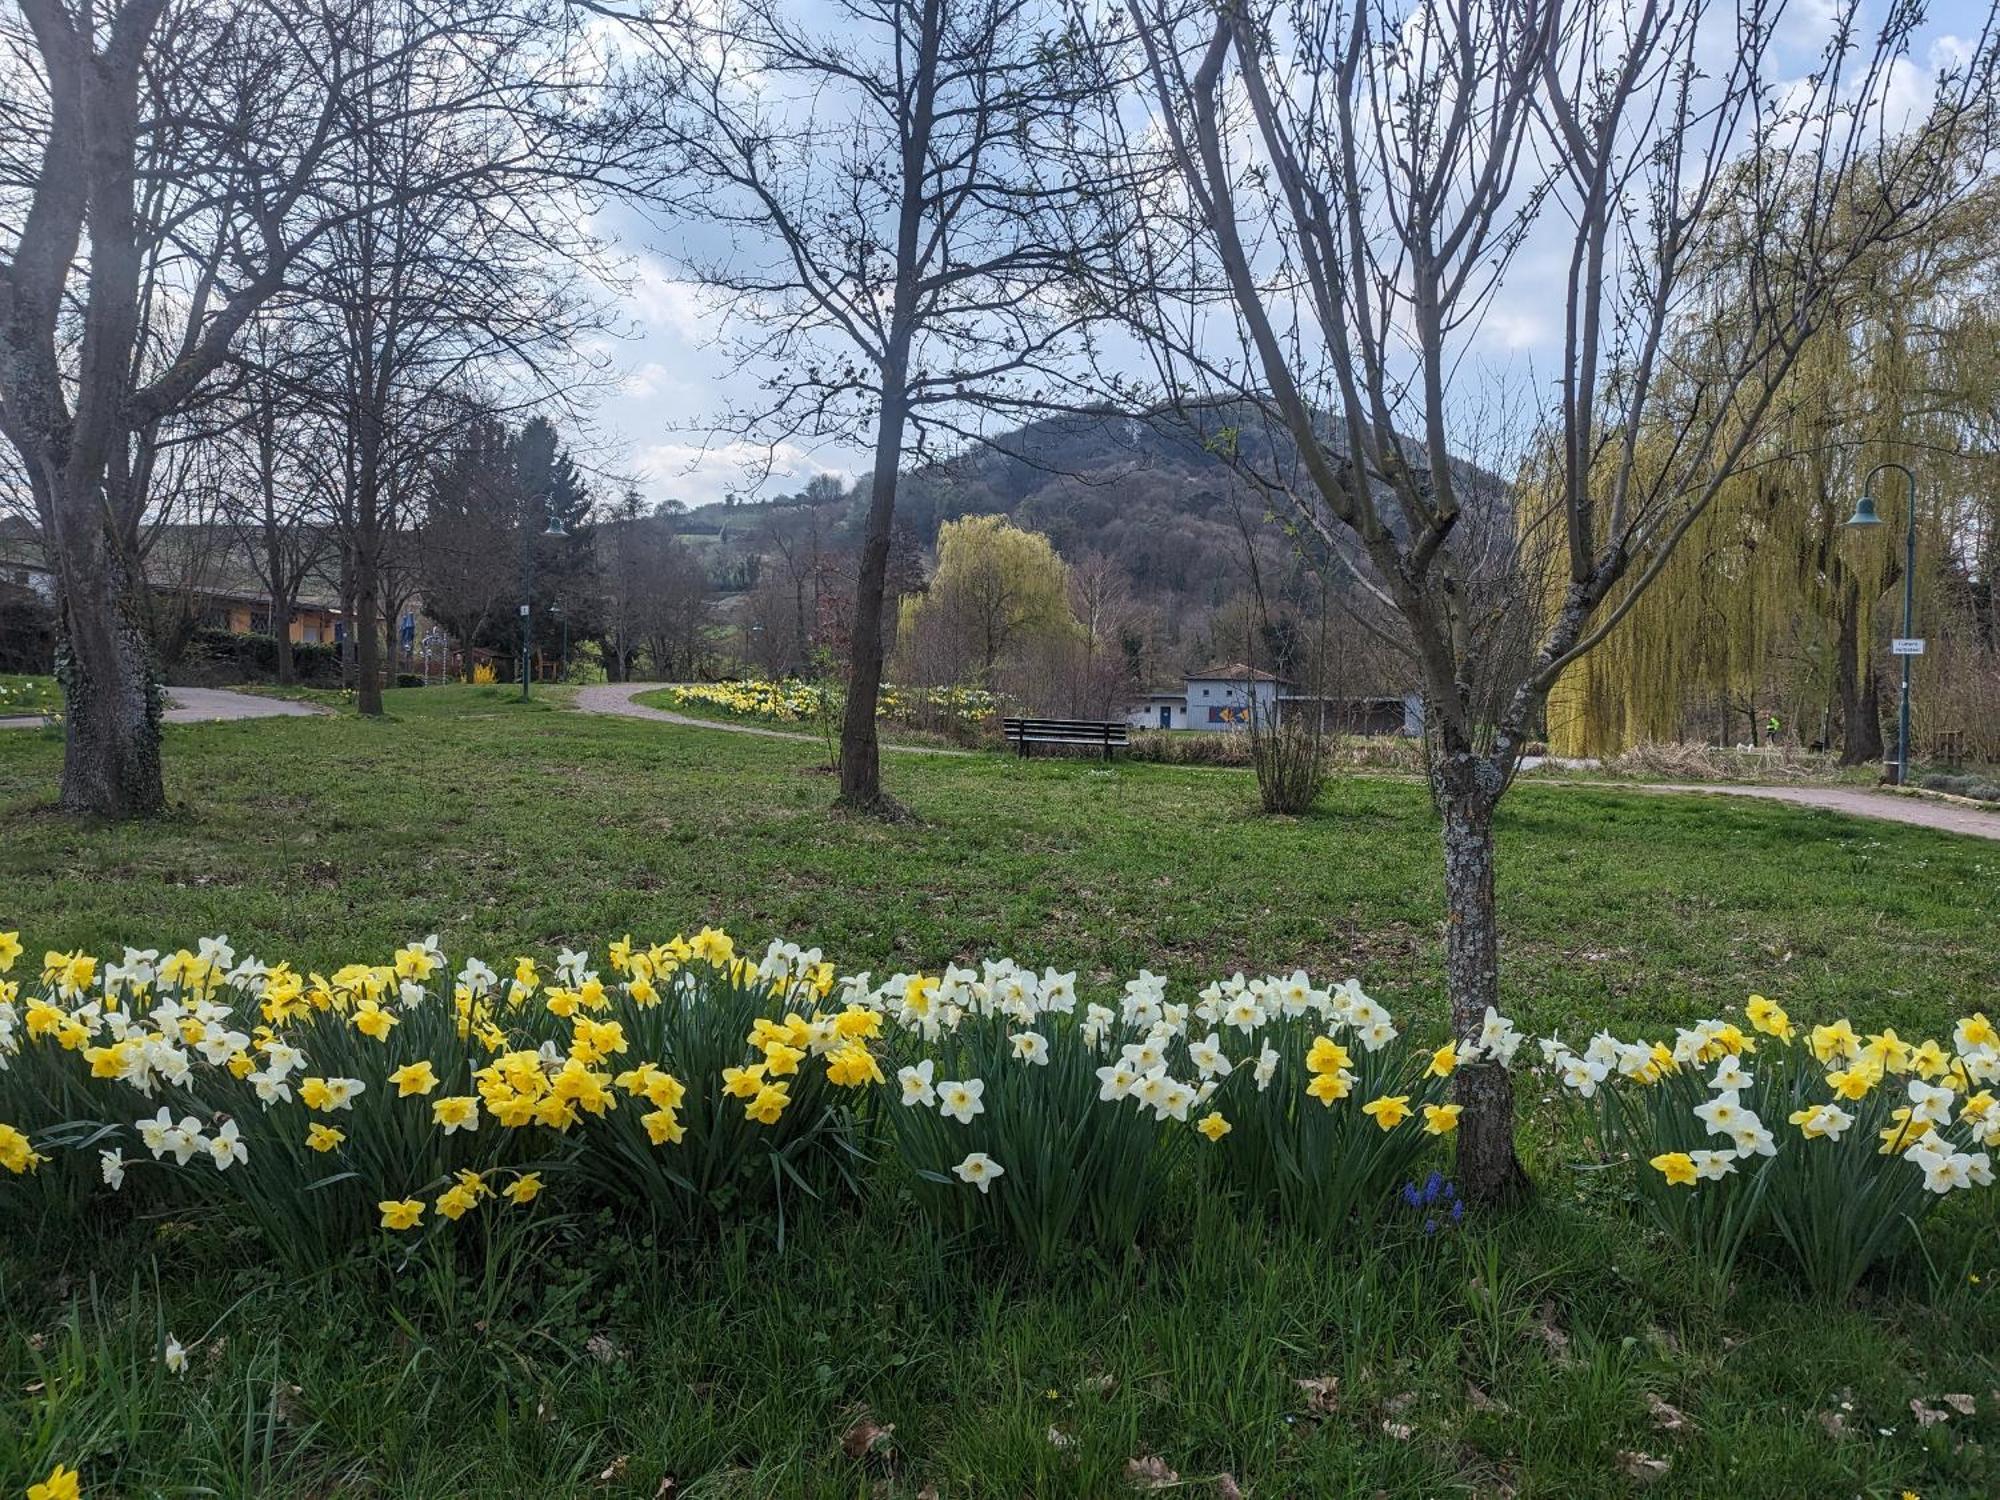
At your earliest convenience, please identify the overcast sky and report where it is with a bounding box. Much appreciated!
[578,1,1989,513]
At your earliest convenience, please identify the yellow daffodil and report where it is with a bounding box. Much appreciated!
[504,1173,543,1206]
[305,1123,346,1153]
[28,1463,81,1500]
[745,1082,790,1125]
[1362,1094,1411,1130]
[378,1199,424,1231]
[432,1096,479,1134]
[1422,1103,1462,1135]
[1426,1041,1458,1078]
[1304,1035,1350,1075]
[1196,1111,1231,1142]
[0,930,21,972]
[1650,1152,1698,1187]
[721,1063,766,1098]
[389,1060,439,1097]
[642,1107,686,1145]
[1305,1069,1352,1105]
[435,1184,479,1221]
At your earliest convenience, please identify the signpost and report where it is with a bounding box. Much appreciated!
[1890,638,1925,656]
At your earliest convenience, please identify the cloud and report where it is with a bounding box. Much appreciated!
[629,438,857,508]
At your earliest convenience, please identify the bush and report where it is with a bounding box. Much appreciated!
[395,673,425,688]
[178,628,343,687]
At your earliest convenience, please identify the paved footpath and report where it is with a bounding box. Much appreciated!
[572,681,970,755]
[0,686,323,730]
[1601,780,2000,842]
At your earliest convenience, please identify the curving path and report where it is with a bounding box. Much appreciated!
[1598,780,2000,842]
[572,681,971,755]
[0,685,324,731]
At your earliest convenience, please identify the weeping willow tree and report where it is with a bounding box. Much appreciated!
[1546,158,2000,761]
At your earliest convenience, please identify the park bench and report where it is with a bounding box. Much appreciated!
[1002,716,1130,761]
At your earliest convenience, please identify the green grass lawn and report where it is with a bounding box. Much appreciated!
[0,674,62,719]
[2,699,1997,1497]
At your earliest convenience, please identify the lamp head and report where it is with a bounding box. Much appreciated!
[1844,494,1883,528]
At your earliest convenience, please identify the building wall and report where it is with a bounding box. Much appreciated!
[1184,676,1280,730]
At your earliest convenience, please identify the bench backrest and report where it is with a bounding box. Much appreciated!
[1003,717,1129,742]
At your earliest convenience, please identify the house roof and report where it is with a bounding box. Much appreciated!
[1186,661,1291,685]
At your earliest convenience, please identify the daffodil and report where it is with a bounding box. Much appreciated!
[937,1078,985,1124]
[745,1082,790,1125]
[27,1462,81,1500]
[305,1123,345,1152]
[389,1060,439,1097]
[378,1198,424,1231]
[504,1173,543,1205]
[1362,1094,1411,1130]
[432,1096,480,1134]
[1422,1103,1462,1135]
[1305,1069,1353,1105]
[163,1336,188,1375]
[953,1151,1004,1193]
[1650,1151,1698,1187]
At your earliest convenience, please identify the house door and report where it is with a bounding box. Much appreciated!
[1158,705,1171,728]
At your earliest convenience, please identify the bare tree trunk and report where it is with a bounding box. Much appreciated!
[1431,741,1531,1205]
[838,384,908,812]
[1836,582,1883,766]
[53,497,166,817]
[356,546,383,715]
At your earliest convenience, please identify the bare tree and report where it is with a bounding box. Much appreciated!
[0,0,625,809]
[1109,0,1996,1198]
[613,0,1119,813]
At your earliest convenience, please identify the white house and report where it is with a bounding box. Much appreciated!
[1126,663,1288,732]
[1125,662,1422,737]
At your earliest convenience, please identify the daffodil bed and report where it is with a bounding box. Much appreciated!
[4,928,1995,1291]
[667,679,997,728]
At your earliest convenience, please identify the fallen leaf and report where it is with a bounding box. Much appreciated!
[1295,1375,1340,1414]
[1466,1382,1511,1415]
[1126,1455,1179,1489]
[1380,1420,1413,1441]
[1942,1393,1977,1416]
[840,1413,895,1460]
[1910,1398,1949,1428]
[1645,1393,1694,1435]
[585,1333,622,1364]
[1616,1450,1670,1485]
[652,1478,678,1500]
[1047,1426,1076,1451]
[1816,1410,1849,1441]
[915,1487,938,1500]
[1215,1474,1243,1499]
[597,1456,629,1485]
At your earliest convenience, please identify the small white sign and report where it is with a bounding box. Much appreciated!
[1891,638,1925,656]
[518,604,531,617]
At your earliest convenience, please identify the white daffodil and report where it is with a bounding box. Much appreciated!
[1011,1031,1050,1066]
[249,1069,293,1106]
[1253,1043,1280,1091]
[898,1059,936,1108]
[208,1120,248,1171]
[937,1078,985,1125]
[163,1336,188,1375]
[1357,1018,1399,1052]
[1096,1063,1137,1101]
[137,1107,177,1159]
[953,1152,1004,1194]
[1222,997,1264,1035]
[1039,969,1077,1013]
[1187,1032,1232,1080]
[1693,1090,1746,1137]
[1688,1149,1738,1180]
[1709,1056,1754,1092]
[1729,1120,1777,1157]
[100,1149,125,1190]
[1908,1078,1956,1128]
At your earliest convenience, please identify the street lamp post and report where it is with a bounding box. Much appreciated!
[520,502,568,702]
[1843,461,1917,786]
[551,603,568,683]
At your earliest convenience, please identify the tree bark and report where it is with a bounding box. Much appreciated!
[1432,747,1531,1206]
[53,496,167,817]
[837,385,909,811]
[1835,581,1883,766]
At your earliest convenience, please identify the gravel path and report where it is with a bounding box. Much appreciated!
[0,685,325,730]
[572,681,971,755]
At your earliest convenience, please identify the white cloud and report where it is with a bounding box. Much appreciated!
[630,438,856,509]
